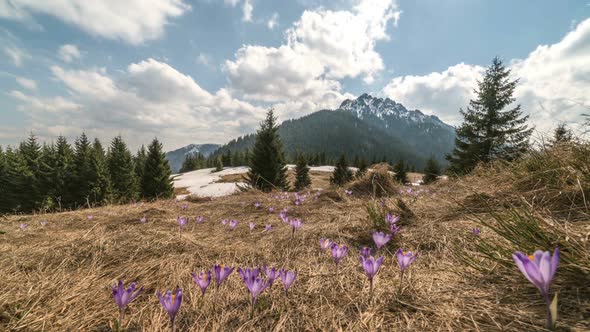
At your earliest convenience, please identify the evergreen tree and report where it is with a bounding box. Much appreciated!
[88,139,111,204]
[3,147,32,212]
[447,57,532,174]
[214,157,224,172]
[134,145,147,180]
[0,147,10,212]
[107,136,138,203]
[52,136,75,208]
[356,157,368,178]
[246,109,289,191]
[222,150,232,167]
[294,154,311,190]
[330,154,353,186]
[393,160,408,184]
[19,133,42,209]
[73,133,93,206]
[422,156,441,185]
[549,123,573,146]
[38,143,57,210]
[141,138,174,199]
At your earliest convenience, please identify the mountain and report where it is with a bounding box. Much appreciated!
[338,93,456,162]
[211,94,456,170]
[165,144,219,173]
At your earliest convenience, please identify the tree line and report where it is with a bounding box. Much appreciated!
[0,133,173,214]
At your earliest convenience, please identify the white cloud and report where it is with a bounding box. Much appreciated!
[0,0,191,44]
[58,44,81,63]
[225,0,399,115]
[242,0,253,22]
[10,59,263,150]
[267,12,279,30]
[197,53,212,66]
[15,76,37,90]
[382,18,590,134]
[3,46,30,67]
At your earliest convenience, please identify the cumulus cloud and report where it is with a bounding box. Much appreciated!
[9,59,263,150]
[15,76,37,90]
[3,46,30,67]
[225,0,399,118]
[382,18,590,134]
[58,44,81,63]
[0,0,191,44]
[242,0,253,22]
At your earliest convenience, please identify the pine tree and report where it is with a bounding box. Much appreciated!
[447,57,532,174]
[422,156,441,185]
[0,147,10,212]
[141,138,174,200]
[19,133,42,209]
[3,147,32,212]
[393,160,408,184]
[330,154,353,186]
[134,145,147,180]
[215,157,224,172]
[73,133,93,206]
[108,136,138,203]
[38,143,57,210]
[53,136,75,208]
[356,157,368,178]
[246,109,289,191]
[294,154,311,190]
[88,139,111,204]
[549,123,573,146]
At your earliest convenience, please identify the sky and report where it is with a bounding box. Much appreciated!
[1,0,589,151]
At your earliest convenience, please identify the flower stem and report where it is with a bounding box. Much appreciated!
[399,271,404,295]
[119,310,124,331]
[171,319,175,332]
[369,278,374,303]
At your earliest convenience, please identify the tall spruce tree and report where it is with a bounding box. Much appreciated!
[356,157,368,178]
[19,133,42,209]
[73,133,93,206]
[447,57,532,174]
[294,153,311,190]
[53,136,75,208]
[330,154,353,186]
[422,156,441,185]
[549,123,573,146]
[38,143,57,210]
[88,139,111,204]
[4,147,32,212]
[141,138,174,199]
[0,147,9,212]
[393,160,408,184]
[108,136,138,203]
[134,145,147,180]
[246,109,289,191]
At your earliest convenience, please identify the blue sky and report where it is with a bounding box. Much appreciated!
[1,0,589,150]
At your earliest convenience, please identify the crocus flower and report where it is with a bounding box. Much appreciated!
[191,270,211,297]
[40,220,48,226]
[473,228,480,236]
[264,224,272,232]
[249,222,255,231]
[360,246,372,258]
[213,264,234,289]
[396,248,418,273]
[181,203,188,210]
[279,269,297,296]
[139,216,147,223]
[344,189,352,195]
[386,214,400,225]
[87,215,93,220]
[360,255,384,295]
[289,218,303,235]
[372,231,392,249]
[112,280,142,327]
[320,238,332,252]
[238,267,261,282]
[295,199,301,206]
[19,223,28,230]
[158,289,182,331]
[254,202,261,208]
[243,275,270,316]
[229,220,239,230]
[177,216,188,230]
[221,219,228,225]
[331,244,349,266]
[283,207,289,213]
[279,212,288,223]
[264,266,280,288]
[195,216,204,223]
[268,206,274,213]
[513,248,560,330]
[389,223,401,235]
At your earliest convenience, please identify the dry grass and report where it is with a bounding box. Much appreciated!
[1,161,589,331]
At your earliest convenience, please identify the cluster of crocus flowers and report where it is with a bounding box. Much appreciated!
[289,218,303,236]
[386,214,401,234]
[191,271,211,297]
[372,231,392,249]
[112,280,142,328]
[360,255,384,297]
[344,189,353,196]
[158,288,182,332]
[513,248,560,330]
[396,248,417,293]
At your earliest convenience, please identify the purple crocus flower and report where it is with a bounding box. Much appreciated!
[254,201,261,208]
[396,248,418,272]
[238,267,261,282]
[243,275,270,316]
[40,220,48,226]
[360,246,372,258]
[264,224,272,232]
[181,203,188,210]
[19,223,28,230]
[112,280,142,327]
[177,216,188,230]
[389,223,401,235]
[283,207,289,213]
[213,264,234,289]
[344,189,352,196]
[191,270,211,297]
[513,248,560,329]
[195,216,204,223]
[279,212,288,223]
[372,231,392,249]
[473,228,480,236]
[249,222,255,231]
[264,266,280,288]
[295,199,301,206]
[386,213,400,225]
[331,244,349,266]
[320,238,333,252]
[268,206,274,213]
[289,218,303,235]
[139,216,147,223]
[221,219,228,225]
[158,288,182,331]
[360,255,385,295]
[279,269,297,296]
[229,220,239,230]
[87,215,93,221]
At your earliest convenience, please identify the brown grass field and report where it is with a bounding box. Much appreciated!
[1,158,589,331]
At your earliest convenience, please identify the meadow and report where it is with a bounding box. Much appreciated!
[1,144,589,331]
